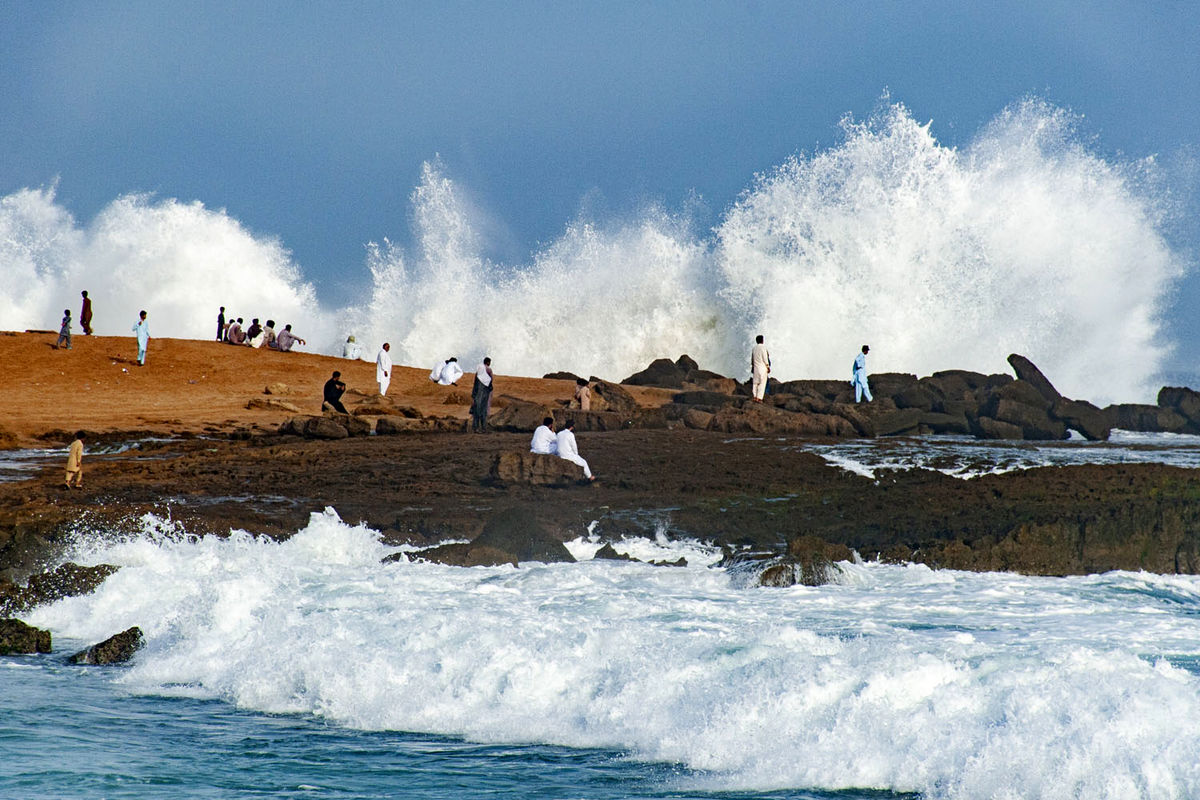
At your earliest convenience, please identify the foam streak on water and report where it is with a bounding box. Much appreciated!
[24,510,1200,799]
[0,98,1183,403]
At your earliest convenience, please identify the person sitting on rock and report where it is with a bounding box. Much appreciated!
[530,416,558,455]
[273,324,305,352]
[432,357,463,385]
[227,318,246,344]
[573,378,591,411]
[260,319,277,349]
[342,335,361,360]
[245,318,264,347]
[323,371,349,414]
[851,344,872,403]
[555,419,595,481]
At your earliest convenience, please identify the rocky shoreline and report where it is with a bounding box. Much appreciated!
[5,346,1200,655]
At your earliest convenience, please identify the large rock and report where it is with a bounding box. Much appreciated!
[672,391,743,407]
[487,396,553,433]
[1052,398,1112,441]
[1007,354,1062,403]
[1157,386,1200,429]
[868,408,922,437]
[3,563,121,614]
[684,370,737,394]
[708,403,857,437]
[974,416,1025,440]
[991,399,1066,440]
[1104,404,1189,434]
[919,412,972,435]
[472,507,576,563]
[682,409,715,430]
[0,618,51,654]
[304,416,349,440]
[550,410,629,432]
[590,380,638,414]
[400,544,518,568]
[869,373,919,398]
[68,626,143,665]
[622,358,686,388]
[489,452,588,486]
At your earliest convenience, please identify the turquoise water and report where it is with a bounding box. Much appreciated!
[1,651,905,800]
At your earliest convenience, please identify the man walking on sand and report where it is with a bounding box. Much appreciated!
[751,334,771,401]
[376,342,392,396]
[80,291,93,335]
[132,310,150,365]
[64,431,85,489]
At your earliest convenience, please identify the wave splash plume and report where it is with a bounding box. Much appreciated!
[0,99,1182,403]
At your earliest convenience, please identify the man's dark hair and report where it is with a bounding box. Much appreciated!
[483,357,491,365]
[563,419,575,429]
[542,416,554,426]
[862,345,869,353]
[82,291,88,298]
[332,371,341,379]
[576,377,587,386]
[74,430,86,440]
[756,334,764,344]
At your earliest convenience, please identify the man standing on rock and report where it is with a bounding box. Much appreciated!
[64,431,85,489]
[471,357,494,433]
[323,371,349,414]
[530,417,558,454]
[132,310,150,366]
[216,306,225,341]
[376,342,392,396]
[751,334,771,402]
[555,419,595,481]
[852,344,872,403]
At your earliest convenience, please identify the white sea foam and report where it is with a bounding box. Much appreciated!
[0,99,1183,402]
[28,510,1200,799]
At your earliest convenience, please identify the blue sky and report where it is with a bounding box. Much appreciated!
[4,1,1200,358]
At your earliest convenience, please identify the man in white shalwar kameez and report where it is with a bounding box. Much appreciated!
[555,420,595,480]
[430,357,463,385]
[376,343,392,396]
[750,334,771,402]
[530,417,558,454]
[851,345,872,403]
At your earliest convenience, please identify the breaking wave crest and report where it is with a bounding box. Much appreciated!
[0,98,1183,402]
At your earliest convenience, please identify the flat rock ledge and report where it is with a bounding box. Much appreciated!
[489,451,588,486]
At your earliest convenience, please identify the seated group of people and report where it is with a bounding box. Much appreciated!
[429,357,464,385]
[530,416,595,481]
[224,317,306,351]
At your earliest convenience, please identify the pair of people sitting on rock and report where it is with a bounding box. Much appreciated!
[429,357,464,385]
[530,417,595,481]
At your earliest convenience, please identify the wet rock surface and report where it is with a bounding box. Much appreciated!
[0,618,52,655]
[68,626,144,665]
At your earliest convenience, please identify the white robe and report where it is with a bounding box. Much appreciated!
[751,342,771,400]
[439,361,463,385]
[429,362,444,383]
[555,428,592,478]
[530,425,558,454]
[376,348,393,395]
[475,362,493,386]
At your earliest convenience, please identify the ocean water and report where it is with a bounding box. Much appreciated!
[0,98,1183,404]
[4,489,1200,800]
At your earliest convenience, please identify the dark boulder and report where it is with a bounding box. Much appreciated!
[682,409,715,430]
[543,371,583,382]
[68,626,143,665]
[489,452,588,486]
[919,412,972,436]
[973,416,1025,440]
[672,391,743,407]
[9,563,121,613]
[593,543,634,561]
[685,370,737,394]
[402,543,518,568]
[303,416,348,439]
[868,408,922,437]
[990,399,1066,440]
[591,380,639,414]
[0,618,51,654]
[1007,354,1062,403]
[1104,404,1189,433]
[551,409,630,432]
[869,373,919,398]
[472,507,576,563]
[893,382,939,412]
[930,369,991,390]
[709,403,857,437]
[622,358,686,388]
[675,354,700,375]
[1157,387,1200,429]
[488,396,553,433]
[1052,399,1112,441]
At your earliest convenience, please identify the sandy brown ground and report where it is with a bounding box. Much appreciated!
[0,331,672,447]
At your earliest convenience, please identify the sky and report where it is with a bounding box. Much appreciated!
[3,0,1200,370]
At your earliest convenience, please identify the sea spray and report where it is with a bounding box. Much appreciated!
[1,99,1183,402]
[27,510,1200,799]
[0,186,338,348]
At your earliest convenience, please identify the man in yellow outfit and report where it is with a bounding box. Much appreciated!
[64,431,86,489]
